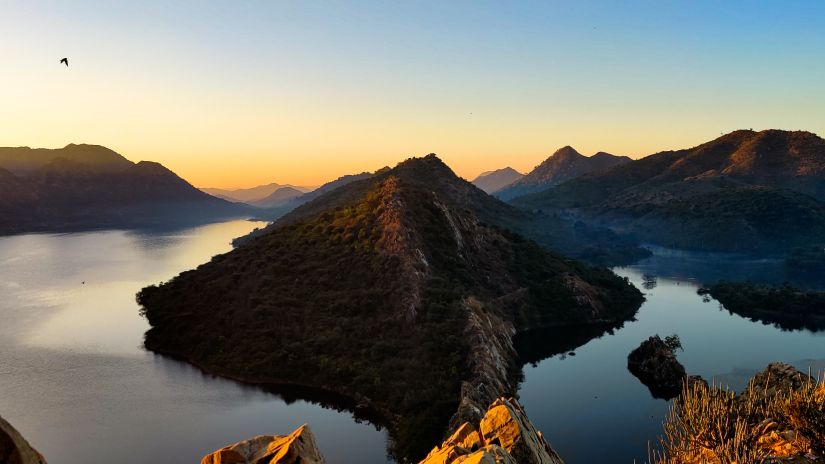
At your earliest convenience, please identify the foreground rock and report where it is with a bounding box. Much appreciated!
[202,398,563,464]
[421,397,563,464]
[0,415,47,464]
[654,363,825,463]
[627,335,687,399]
[201,424,323,464]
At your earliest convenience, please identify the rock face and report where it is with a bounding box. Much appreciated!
[627,335,686,399]
[201,424,323,464]
[0,415,47,464]
[421,397,564,464]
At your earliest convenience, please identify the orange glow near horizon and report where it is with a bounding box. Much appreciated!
[2,2,824,189]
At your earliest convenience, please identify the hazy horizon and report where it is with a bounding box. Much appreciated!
[3,1,825,188]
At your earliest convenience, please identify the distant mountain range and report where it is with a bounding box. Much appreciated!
[496,147,631,200]
[237,171,377,230]
[137,153,643,460]
[0,144,249,234]
[513,130,825,252]
[202,183,313,203]
[202,172,376,222]
[471,167,523,193]
[249,186,305,208]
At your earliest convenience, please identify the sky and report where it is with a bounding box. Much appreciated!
[1,1,824,188]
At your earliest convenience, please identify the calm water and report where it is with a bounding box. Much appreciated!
[2,224,824,464]
[0,221,388,464]
[518,251,825,463]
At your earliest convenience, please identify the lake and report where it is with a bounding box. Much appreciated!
[1,223,823,463]
[517,250,825,463]
[0,221,389,464]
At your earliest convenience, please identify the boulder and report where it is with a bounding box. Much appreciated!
[627,335,686,399]
[201,424,324,464]
[0,415,47,464]
[421,397,564,464]
[739,362,814,405]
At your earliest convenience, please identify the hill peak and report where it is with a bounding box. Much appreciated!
[496,146,631,200]
[395,153,453,171]
[389,154,461,184]
[551,146,583,159]
[472,167,524,194]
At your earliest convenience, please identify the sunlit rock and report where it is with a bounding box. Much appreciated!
[655,363,824,463]
[422,397,564,464]
[200,424,324,464]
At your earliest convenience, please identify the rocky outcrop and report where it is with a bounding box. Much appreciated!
[422,397,564,464]
[0,415,47,464]
[203,398,564,464]
[740,363,824,461]
[627,335,686,399]
[201,424,323,464]
[656,363,824,464]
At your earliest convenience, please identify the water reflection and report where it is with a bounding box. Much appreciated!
[516,249,825,463]
[0,221,389,464]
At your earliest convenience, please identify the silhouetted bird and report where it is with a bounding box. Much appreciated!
[60,58,68,67]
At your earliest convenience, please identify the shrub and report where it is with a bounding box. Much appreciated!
[650,371,825,463]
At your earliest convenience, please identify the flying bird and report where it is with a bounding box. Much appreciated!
[60,58,68,67]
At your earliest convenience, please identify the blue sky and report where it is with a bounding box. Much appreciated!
[2,1,824,186]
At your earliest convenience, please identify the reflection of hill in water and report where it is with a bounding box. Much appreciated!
[152,351,387,430]
[623,246,825,290]
[514,321,631,367]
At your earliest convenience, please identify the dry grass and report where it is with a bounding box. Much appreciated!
[649,372,825,464]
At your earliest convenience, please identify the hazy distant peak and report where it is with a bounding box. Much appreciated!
[472,167,524,194]
[477,167,522,178]
[201,181,316,204]
[250,186,305,208]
